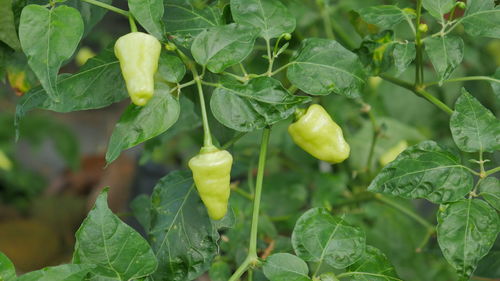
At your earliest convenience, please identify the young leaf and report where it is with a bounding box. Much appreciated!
[478,177,500,211]
[422,0,455,22]
[148,171,219,281]
[437,199,500,279]
[287,38,366,98]
[156,53,186,83]
[230,0,296,40]
[450,88,500,152]
[0,0,21,50]
[16,264,92,281]
[368,141,474,204]
[461,0,500,39]
[163,0,222,47]
[210,77,310,132]
[357,5,415,30]
[15,48,127,135]
[393,42,416,76]
[105,82,180,164]
[425,35,464,83]
[342,246,401,281]
[19,5,84,101]
[0,252,15,281]
[73,189,158,280]
[263,253,312,281]
[292,208,366,269]
[191,23,259,73]
[129,0,165,40]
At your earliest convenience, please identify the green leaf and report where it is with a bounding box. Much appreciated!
[450,88,500,152]
[461,0,500,39]
[393,42,416,76]
[422,0,455,22]
[425,35,464,83]
[73,189,158,280]
[191,23,258,73]
[437,199,500,279]
[287,38,366,98]
[148,170,219,281]
[19,4,84,101]
[368,141,474,204]
[475,239,500,278]
[15,48,127,136]
[16,264,92,281]
[263,253,312,281]
[0,0,20,50]
[356,30,396,75]
[343,246,401,281]
[230,0,296,40]
[0,252,15,281]
[163,0,222,47]
[491,68,500,101]
[130,194,152,232]
[479,177,500,211]
[292,208,366,269]
[65,0,112,36]
[156,53,186,83]
[105,82,180,164]
[209,261,231,281]
[210,77,310,132]
[357,5,415,30]
[129,0,165,40]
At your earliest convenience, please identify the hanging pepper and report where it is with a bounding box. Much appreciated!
[189,146,233,220]
[288,104,350,164]
[114,32,161,106]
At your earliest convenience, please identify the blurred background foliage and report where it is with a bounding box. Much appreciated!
[0,0,499,280]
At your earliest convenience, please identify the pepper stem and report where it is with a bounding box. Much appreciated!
[128,15,138,32]
[293,107,307,121]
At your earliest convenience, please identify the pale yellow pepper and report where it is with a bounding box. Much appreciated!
[114,32,161,106]
[189,147,233,220]
[288,104,350,164]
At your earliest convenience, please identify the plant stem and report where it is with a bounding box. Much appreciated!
[228,128,271,281]
[194,72,213,147]
[424,76,500,87]
[415,88,453,115]
[249,128,271,256]
[128,15,138,32]
[228,257,253,281]
[416,227,436,253]
[232,186,254,201]
[365,109,379,174]
[222,132,247,149]
[318,0,335,40]
[415,0,424,86]
[266,39,274,76]
[379,74,453,115]
[270,62,294,76]
[485,166,500,177]
[81,0,129,17]
[374,194,434,231]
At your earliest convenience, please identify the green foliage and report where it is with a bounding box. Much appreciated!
[2,0,500,280]
[73,189,158,280]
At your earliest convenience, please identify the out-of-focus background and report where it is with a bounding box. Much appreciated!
[0,0,499,280]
